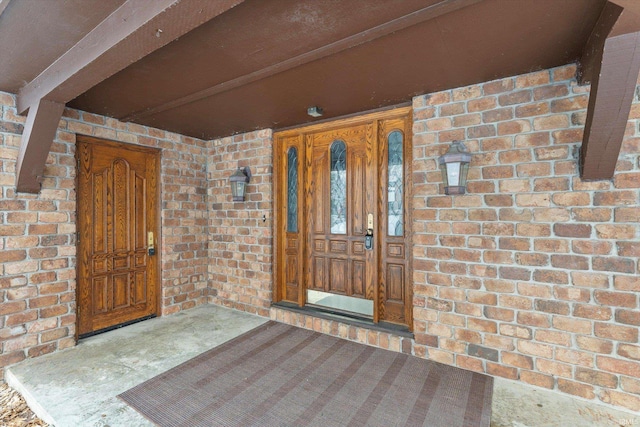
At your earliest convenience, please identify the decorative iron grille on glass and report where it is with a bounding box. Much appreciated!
[287,148,298,232]
[229,166,251,201]
[438,141,471,195]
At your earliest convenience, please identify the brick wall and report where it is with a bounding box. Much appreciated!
[1,61,640,413]
[411,64,640,411]
[207,130,273,316]
[0,91,209,380]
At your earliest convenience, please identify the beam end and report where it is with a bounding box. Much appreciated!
[15,99,65,193]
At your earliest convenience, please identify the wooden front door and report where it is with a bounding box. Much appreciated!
[274,107,412,329]
[77,136,160,337]
[306,124,378,318]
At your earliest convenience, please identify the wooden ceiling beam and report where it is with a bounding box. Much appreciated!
[121,0,483,122]
[17,0,244,115]
[14,0,243,193]
[15,100,65,192]
[579,1,640,180]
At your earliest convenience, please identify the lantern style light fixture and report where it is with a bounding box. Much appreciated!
[438,141,471,195]
[229,166,251,201]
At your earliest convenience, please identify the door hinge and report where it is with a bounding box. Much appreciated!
[77,231,80,244]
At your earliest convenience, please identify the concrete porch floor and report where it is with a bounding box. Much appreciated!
[6,305,640,427]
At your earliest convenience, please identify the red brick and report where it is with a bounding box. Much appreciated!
[498,90,532,106]
[516,253,548,266]
[554,286,590,302]
[594,290,637,308]
[483,79,515,95]
[558,379,595,400]
[616,309,640,326]
[535,330,571,346]
[516,223,550,237]
[592,257,636,274]
[484,195,512,207]
[500,324,532,339]
[497,120,531,135]
[518,341,553,358]
[500,267,531,281]
[533,270,568,284]
[502,352,533,369]
[517,282,551,298]
[484,306,513,321]
[596,225,636,240]
[486,362,518,379]
[595,323,638,342]
[615,207,640,222]
[556,348,593,367]
[515,101,550,118]
[468,318,497,333]
[550,95,588,112]
[468,97,497,112]
[553,223,591,238]
[535,299,570,315]
[599,390,640,412]
[614,276,640,292]
[594,191,637,206]
[571,240,612,255]
[553,316,591,334]
[614,172,640,189]
[517,311,550,327]
[618,242,640,257]
[534,239,568,253]
[533,84,569,100]
[516,162,551,177]
[577,336,613,354]
[482,165,513,179]
[597,356,640,377]
[621,376,640,395]
[521,371,554,389]
[618,344,640,361]
[574,304,612,321]
[537,358,572,378]
[572,208,612,222]
[550,255,588,270]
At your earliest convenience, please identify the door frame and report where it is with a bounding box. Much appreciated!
[75,135,162,339]
[273,106,413,330]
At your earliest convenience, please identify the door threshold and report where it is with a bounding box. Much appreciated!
[272,302,414,339]
[78,314,156,340]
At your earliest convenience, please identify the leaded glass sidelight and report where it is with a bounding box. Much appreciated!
[387,131,403,236]
[330,140,347,234]
[287,147,298,232]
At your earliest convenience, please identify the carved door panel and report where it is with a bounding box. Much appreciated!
[305,124,378,319]
[77,136,159,337]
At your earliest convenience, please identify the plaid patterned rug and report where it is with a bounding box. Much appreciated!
[119,321,493,427]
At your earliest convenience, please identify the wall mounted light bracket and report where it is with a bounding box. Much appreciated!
[230,166,251,201]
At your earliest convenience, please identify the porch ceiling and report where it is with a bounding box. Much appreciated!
[1,0,640,192]
[0,0,606,139]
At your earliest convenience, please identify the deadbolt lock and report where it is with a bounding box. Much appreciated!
[148,231,156,256]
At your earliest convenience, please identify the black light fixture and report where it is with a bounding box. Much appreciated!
[229,166,251,201]
[438,141,471,195]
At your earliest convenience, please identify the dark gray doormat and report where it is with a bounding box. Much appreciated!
[119,321,493,427]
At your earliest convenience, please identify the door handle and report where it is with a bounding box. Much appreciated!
[365,228,373,250]
[365,213,374,250]
[148,231,156,256]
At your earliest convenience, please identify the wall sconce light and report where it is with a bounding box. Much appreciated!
[230,166,251,201]
[438,141,471,195]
